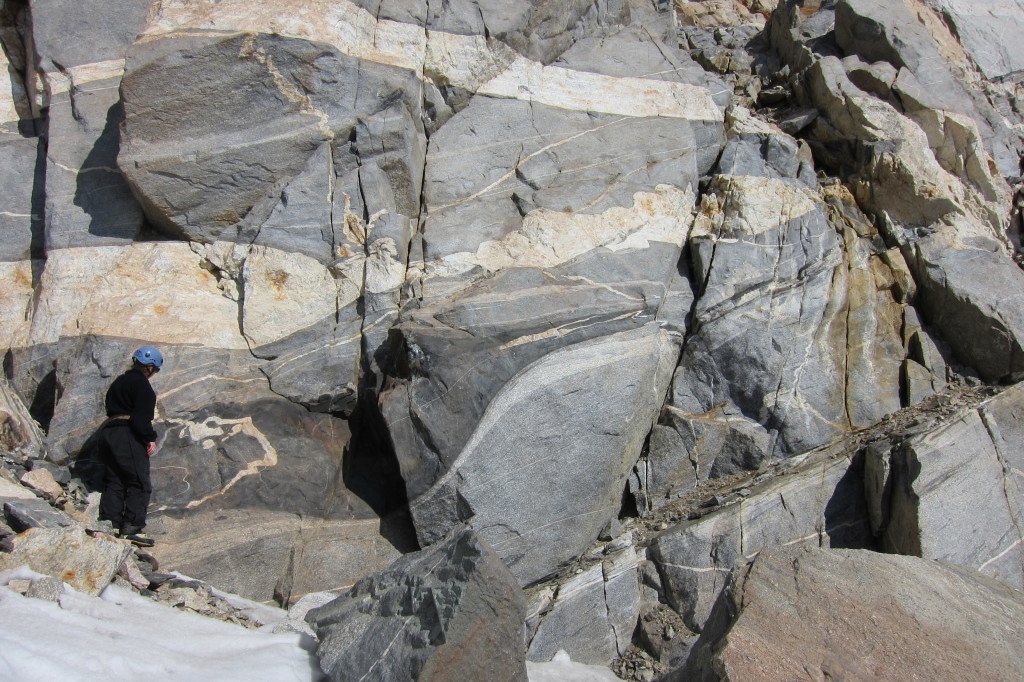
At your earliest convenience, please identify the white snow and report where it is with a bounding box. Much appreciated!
[527,650,624,682]
[0,568,325,682]
[1,567,620,682]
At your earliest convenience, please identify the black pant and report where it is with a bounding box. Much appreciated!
[98,422,152,533]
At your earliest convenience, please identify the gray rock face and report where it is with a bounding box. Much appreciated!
[648,447,874,633]
[924,0,1024,81]
[308,527,528,682]
[28,0,154,251]
[906,235,1024,381]
[682,545,1024,681]
[868,382,1024,589]
[402,324,680,585]
[119,31,423,249]
[0,137,40,262]
[766,0,1022,390]
[526,535,640,665]
[5,1,1024,676]
[419,93,721,270]
[28,0,156,72]
[639,178,909,508]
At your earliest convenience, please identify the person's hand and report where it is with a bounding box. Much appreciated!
[146,442,156,457]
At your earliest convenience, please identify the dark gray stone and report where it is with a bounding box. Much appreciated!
[0,137,41,261]
[384,243,685,502]
[119,32,423,245]
[250,143,336,263]
[714,124,814,187]
[402,324,680,585]
[308,527,528,682]
[256,312,363,415]
[3,497,75,532]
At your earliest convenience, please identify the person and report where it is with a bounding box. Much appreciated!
[98,345,163,547]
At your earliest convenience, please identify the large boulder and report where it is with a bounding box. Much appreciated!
[402,323,681,586]
[0,525,132,596]
[308,527,528,682]
[682,545,1024,681]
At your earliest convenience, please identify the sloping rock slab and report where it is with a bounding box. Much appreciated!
[648,447,874,633]
[868,381,1024,588]
[147,509,411,605]
[682,545,1024,681]
[3,498,76,532]
[0,525,131,596]
[307,527,527,682]
[407,323,680,586]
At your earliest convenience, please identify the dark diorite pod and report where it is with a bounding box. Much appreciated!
[307,527,528,682]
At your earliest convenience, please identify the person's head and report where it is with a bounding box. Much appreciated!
[132,345,164,377]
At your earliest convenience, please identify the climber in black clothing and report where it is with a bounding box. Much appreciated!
[98,345,163,547]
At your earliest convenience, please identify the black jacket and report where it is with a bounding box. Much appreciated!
[105,367,158,443]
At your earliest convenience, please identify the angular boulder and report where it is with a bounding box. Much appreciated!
[682,545,1024,681]
[307,527,528,682]
[0,525,132,596]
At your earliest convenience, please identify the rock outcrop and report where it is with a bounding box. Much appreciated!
[4,0,1024,678]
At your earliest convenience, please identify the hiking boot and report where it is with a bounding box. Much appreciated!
[121,531,155,547]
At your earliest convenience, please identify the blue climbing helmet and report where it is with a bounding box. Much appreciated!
[132,345,164,368]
